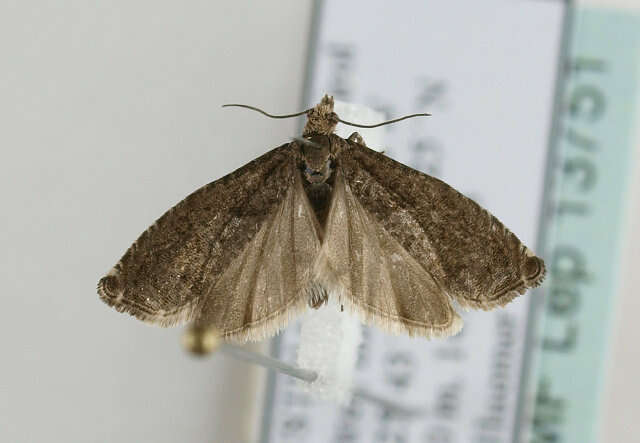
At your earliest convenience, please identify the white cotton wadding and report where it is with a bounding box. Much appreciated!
[295,100,385,405]
[333,100,386,150]
[296,296,362,404]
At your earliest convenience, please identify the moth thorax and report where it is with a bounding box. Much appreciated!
[302,135,332,184]
[303,94,338,136]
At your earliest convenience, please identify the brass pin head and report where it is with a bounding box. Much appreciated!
[182,324,221,356]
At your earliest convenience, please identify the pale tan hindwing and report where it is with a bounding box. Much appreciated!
[313,169,462,338]
[196,169,323,342]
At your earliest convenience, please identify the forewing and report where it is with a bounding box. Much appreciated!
[195,169,322,341]
[97,143,319,332]
[337,140,546,310]
[313,170,462,338]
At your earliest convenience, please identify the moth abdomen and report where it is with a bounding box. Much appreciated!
[306,282,329,309]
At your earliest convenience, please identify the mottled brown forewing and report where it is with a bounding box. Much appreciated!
[335,138,545,311]
[313,169,463,337]
[97,142,319,337]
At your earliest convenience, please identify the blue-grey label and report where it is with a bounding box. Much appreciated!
[527,7,640,443]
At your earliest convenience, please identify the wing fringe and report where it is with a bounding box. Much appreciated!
[312,253,463,339]
[216,292,310,343]
[97,270,200,327]
[451,250,546,311]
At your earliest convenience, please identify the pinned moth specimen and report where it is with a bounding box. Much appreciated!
[98,95,545,341]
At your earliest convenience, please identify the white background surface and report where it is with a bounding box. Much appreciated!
[1,1,637,442]
[573,3,640,443]
[0,2,312,442]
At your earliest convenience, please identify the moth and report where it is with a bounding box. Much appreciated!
[98,95,545,342]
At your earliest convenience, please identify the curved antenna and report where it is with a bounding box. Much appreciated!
[337,112,431,129]
[222,103,310,119]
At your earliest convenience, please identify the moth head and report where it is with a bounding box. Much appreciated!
[299,135,333,184]
[303,95,339,137]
